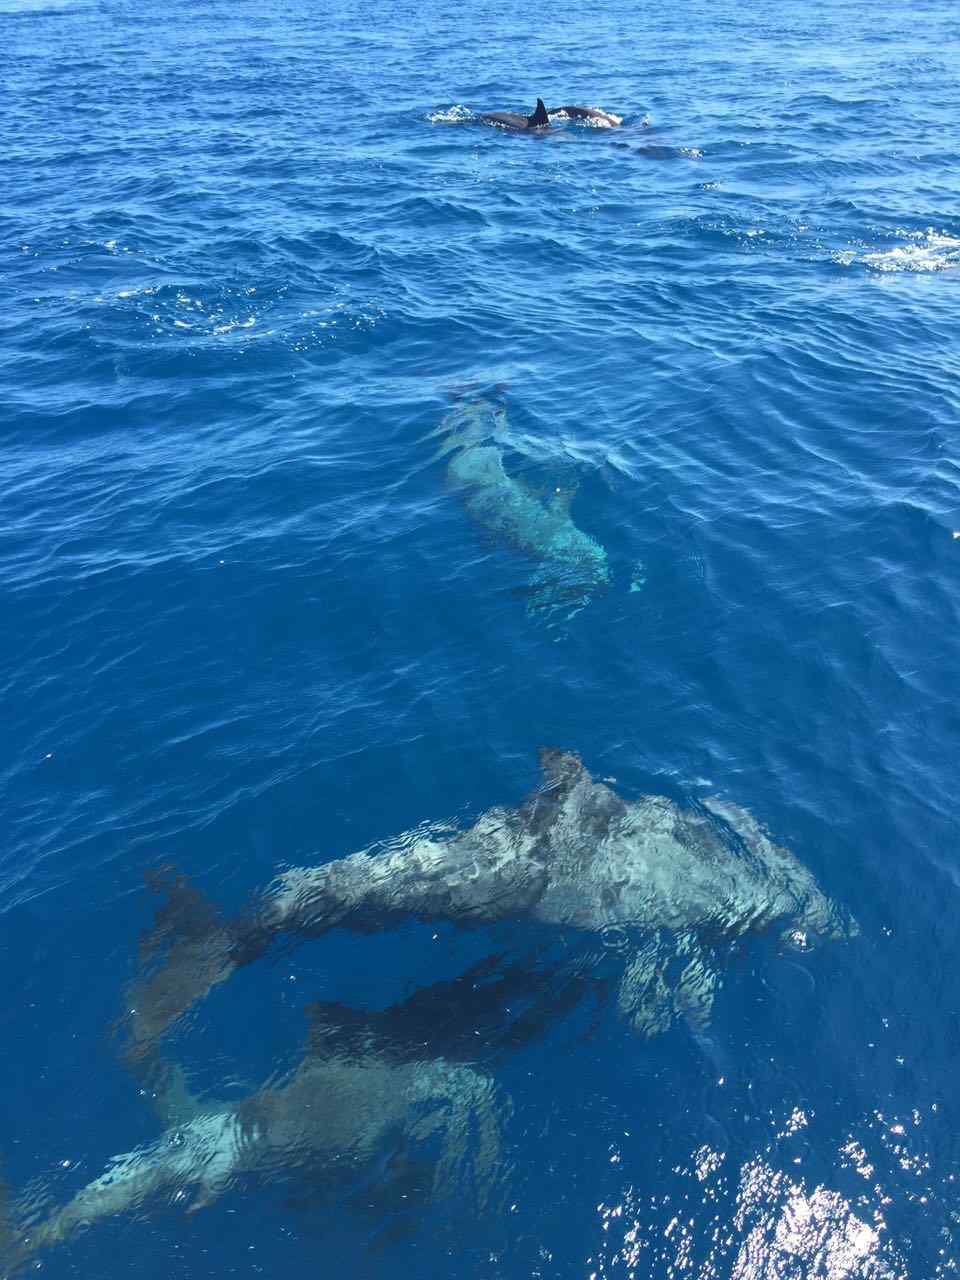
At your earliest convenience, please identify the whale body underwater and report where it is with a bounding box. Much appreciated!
[124,749,855,1054]
[443,397,612,619]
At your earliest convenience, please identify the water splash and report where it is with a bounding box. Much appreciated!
[836,228,960,273]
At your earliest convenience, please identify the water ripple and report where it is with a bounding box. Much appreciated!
[2,0,960,1274]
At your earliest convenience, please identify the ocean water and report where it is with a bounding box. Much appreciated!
[2,0,959,1275]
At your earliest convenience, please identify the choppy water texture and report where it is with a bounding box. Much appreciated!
[2,0,959,1276]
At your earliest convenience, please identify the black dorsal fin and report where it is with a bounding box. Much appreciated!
[528,98,550,128]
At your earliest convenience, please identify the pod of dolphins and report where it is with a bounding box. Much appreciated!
[0,95,858,1278]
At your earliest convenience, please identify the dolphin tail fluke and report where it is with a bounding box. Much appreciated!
[118,867,272,1062]
[524,563,598,624]
[528,97,550,127]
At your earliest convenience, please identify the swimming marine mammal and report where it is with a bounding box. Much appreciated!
[548,105,623,127]
[476,99,623,131]
[443,397,611,619]
[122,750,854,1055]
[0,984,508,1277]
[478,97,551,131]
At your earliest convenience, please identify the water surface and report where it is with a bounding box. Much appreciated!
[2,0,959,1275]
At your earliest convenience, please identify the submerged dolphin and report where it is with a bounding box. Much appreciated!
[0,989,507,1278]
[123,751,854,1055]
[443,398,611,619]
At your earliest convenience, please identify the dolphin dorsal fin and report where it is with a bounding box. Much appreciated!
[537,747,587,791]
[528,98,550,128]
[520,749,590,840]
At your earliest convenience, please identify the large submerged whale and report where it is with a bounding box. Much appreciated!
[123,750,855,1055]
[443,398,611,619]
[0,974,514,1278]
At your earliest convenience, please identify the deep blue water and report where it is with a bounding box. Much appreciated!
[2,0,960,1275]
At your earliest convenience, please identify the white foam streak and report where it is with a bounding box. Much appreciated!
[427,105,475,123]
[837,228,960,273]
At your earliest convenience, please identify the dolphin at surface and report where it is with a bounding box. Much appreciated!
[122,750,855,1055]
[477,97,551,130]
[547,104,623,127]
[443,397,611,620]
[0,984,509,1278]
[474,100,623,131]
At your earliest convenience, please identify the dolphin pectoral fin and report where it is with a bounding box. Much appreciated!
[347,1149,435,1234]
[618,940,674,1037]
[672,939,722,1032]
[184,1172,231,1215]
[618,936,721,1037]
